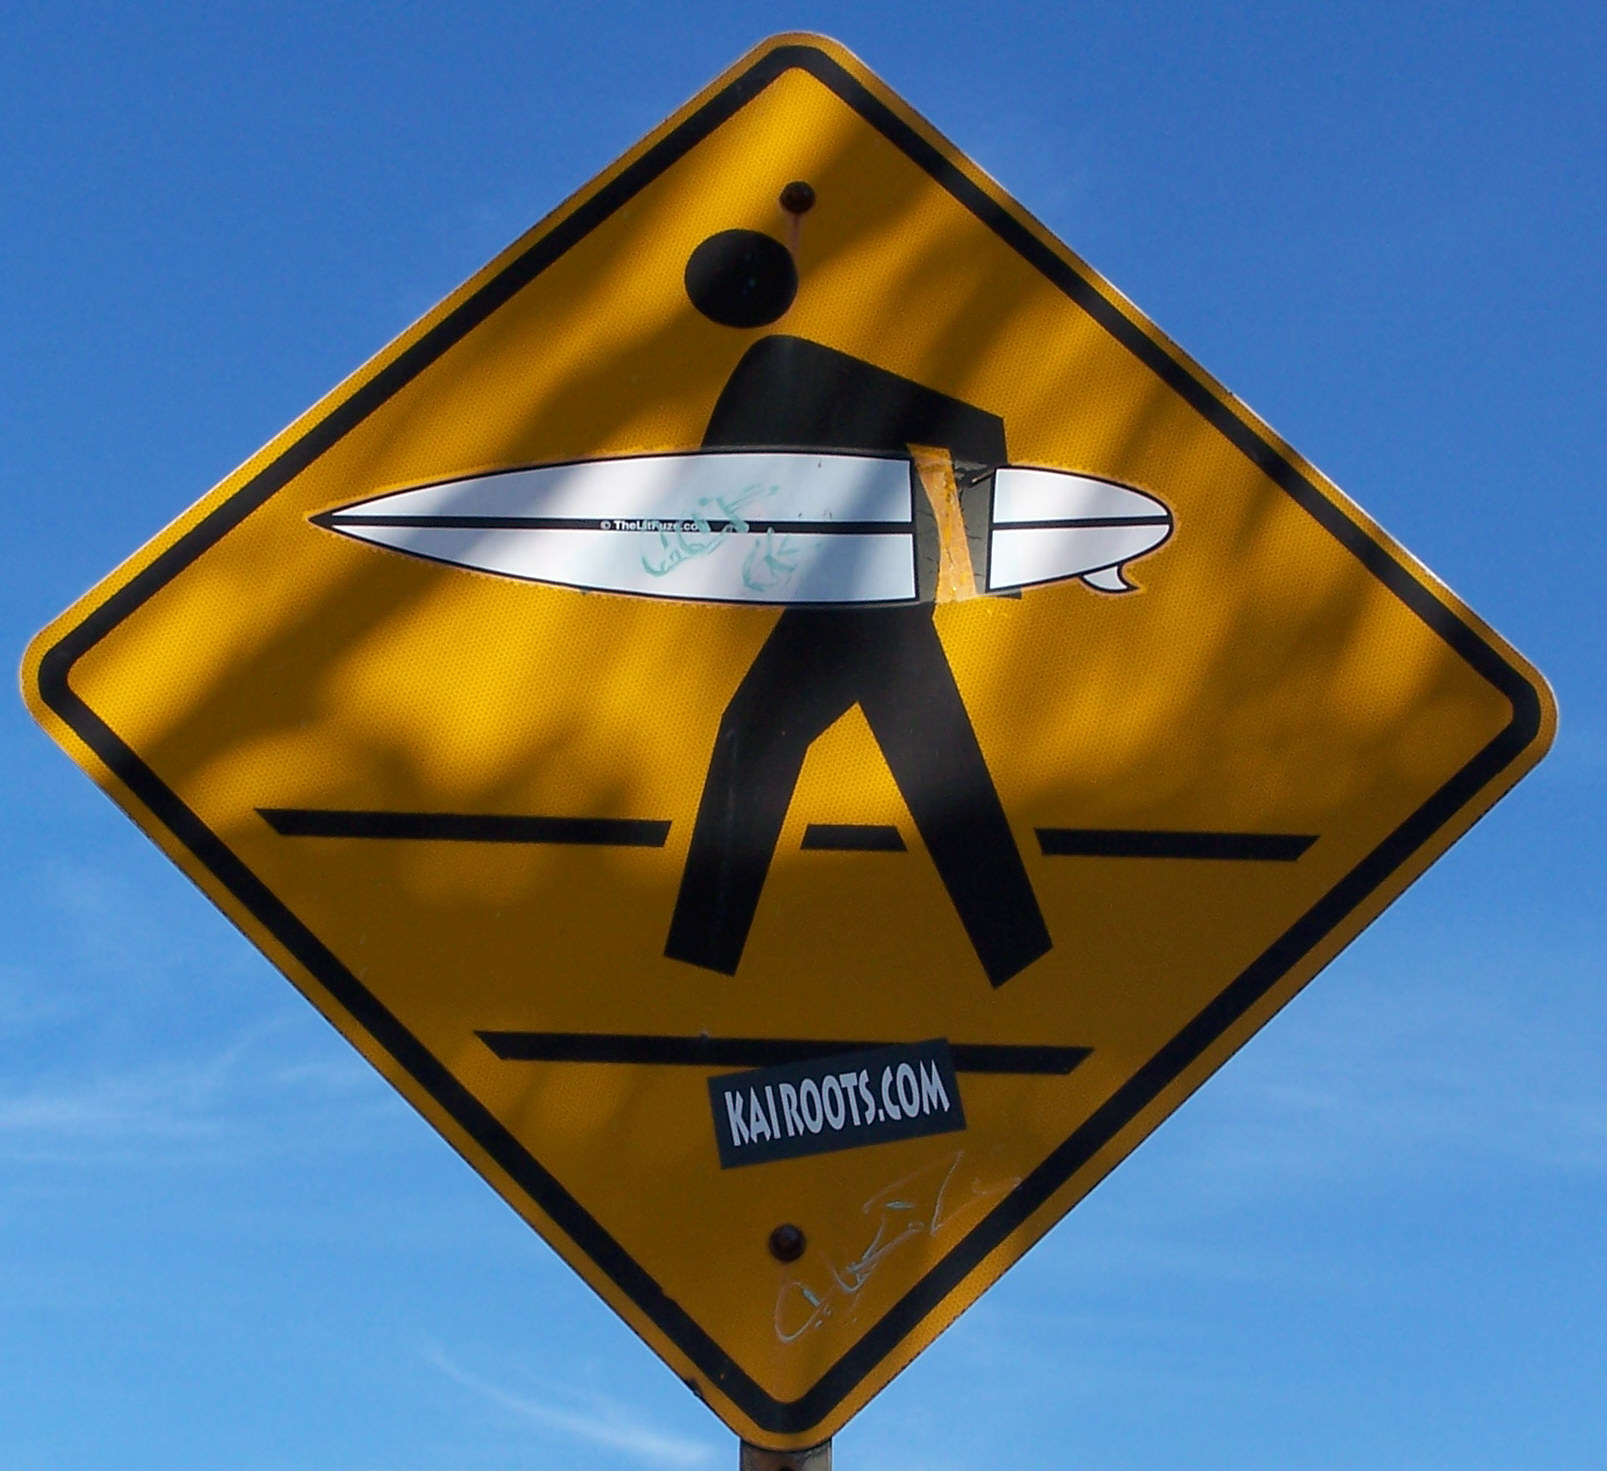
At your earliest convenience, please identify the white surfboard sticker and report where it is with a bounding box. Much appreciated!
[315,452,1171,604]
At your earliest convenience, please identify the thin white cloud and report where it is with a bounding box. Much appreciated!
[423,1344,716,1469]
[0,1052,236,1159]
[1281,1039,1595,1172]
[0,1014,404,1167]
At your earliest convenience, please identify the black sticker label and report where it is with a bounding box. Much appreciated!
[709,1039,966,1168]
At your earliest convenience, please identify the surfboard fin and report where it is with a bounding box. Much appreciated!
[1082,564,1133,593]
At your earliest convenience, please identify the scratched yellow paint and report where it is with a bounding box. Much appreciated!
[22,33,1552,1450]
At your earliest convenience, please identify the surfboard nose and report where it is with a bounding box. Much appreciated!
[986,467,1172,594]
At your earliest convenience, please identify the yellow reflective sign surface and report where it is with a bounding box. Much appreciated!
[22,33,1553,1450]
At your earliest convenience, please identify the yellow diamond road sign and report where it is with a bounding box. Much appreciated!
[23,33,1553,1451]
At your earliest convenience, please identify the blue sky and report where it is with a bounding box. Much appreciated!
[2,3,1603,1468]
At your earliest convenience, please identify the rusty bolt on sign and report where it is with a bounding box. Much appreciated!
[768,1223,807,1262]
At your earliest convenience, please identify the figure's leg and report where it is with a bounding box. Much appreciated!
[665,610,861,975]
[859,609,1052,986]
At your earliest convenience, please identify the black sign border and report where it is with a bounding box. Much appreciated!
[34,41,1546,1437]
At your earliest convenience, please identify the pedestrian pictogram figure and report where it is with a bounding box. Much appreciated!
[663,215,1053,986]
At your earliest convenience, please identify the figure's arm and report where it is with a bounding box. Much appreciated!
[909,445,980,603]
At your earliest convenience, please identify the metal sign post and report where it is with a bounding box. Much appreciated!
[741,1438,832,1471]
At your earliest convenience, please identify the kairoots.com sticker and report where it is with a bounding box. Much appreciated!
[709,1039,966,1168]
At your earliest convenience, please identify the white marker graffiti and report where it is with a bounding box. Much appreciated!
[774,1150,1019,1343]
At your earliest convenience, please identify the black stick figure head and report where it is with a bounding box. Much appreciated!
[684,229,797,328]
